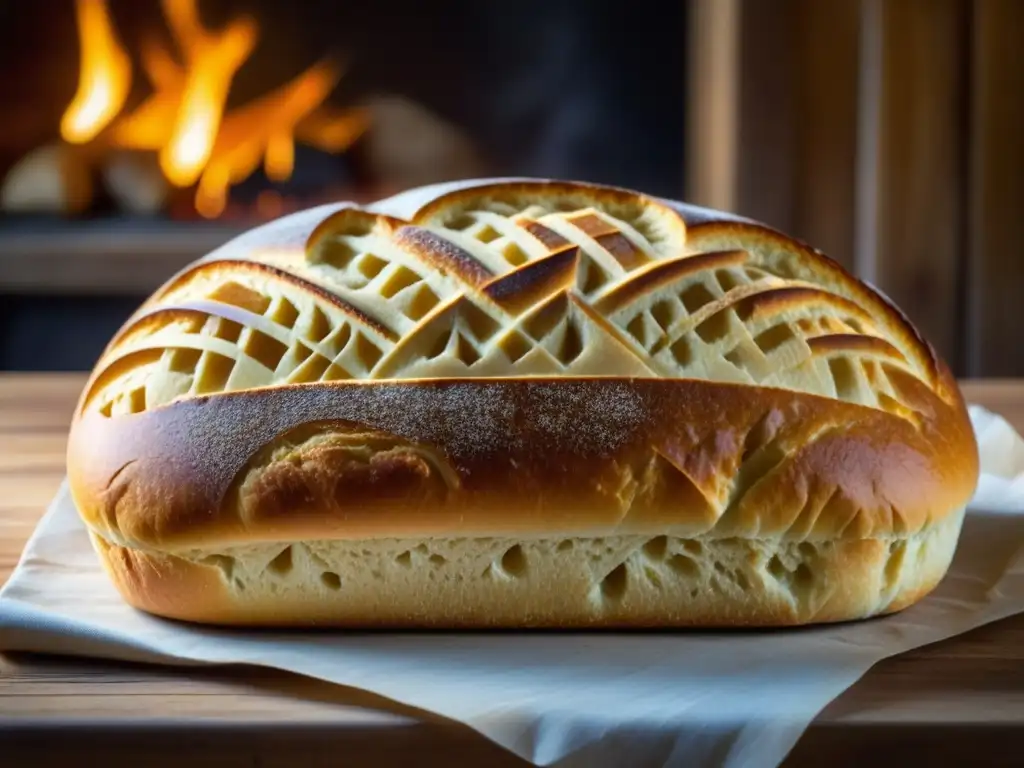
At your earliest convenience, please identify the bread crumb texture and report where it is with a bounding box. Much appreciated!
[92,508,963,627]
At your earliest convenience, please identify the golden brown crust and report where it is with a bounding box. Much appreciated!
[65,177,980,627]
[68,374,975,551]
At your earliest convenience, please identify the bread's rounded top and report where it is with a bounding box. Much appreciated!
[67,178,978,551]
[78,178,952,419]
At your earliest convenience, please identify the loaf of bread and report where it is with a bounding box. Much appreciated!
[67,178,979,628]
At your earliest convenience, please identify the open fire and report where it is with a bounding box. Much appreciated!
[57,0,368,219]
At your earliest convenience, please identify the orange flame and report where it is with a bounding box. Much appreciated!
[265,132,295,182]
[159,0,258,188]
[60,0,132,144]
[62,0,368,218]
[297,107,371,153]
[111,36,186,151]
[194,59,341,218]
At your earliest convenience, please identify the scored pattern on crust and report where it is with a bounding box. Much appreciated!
[81,181,944,422]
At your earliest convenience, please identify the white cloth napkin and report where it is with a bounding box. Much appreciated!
[1,405,1023,767]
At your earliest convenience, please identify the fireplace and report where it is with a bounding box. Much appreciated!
[0,0,488,242]
[0,0,687,370]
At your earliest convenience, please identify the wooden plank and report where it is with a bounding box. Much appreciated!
[791,0,861,271]
[0,435,71,474]
[734,0,798,232]
[966,0,1024,376]
[0,483,67,514]
[0,373,80,432]
[867,0,969,371]
[685,0,741,211]
[1,610,1022,726]
[0,374,77,579]
[736,0,861,270]
[0,652,529,768]
[0,730,529,768]
[0,510,48,577]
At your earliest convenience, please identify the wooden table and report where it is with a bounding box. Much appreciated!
[2,374,1023,767]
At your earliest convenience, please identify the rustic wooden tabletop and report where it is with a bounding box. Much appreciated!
[2,373,1023,767]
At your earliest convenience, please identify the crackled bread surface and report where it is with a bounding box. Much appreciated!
[67,178,979,627]
[85,182,938,414]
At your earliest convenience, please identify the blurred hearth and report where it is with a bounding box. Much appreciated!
[0,0,487,296]
[0,0,687,371]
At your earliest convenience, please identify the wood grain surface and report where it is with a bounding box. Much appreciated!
[736,0,861,272]
[1,373,1023,766]
[967,0,1024,376]
[869,0,970,371]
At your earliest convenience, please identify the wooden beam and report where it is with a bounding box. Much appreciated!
[865,0,969,371]
[791,0,862,271]
[734,0,798,233]
[966,0,1024,376]
[685,0,740,212]
[730,0,862,271]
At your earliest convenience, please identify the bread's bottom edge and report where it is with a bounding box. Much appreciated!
[88,510,965,628]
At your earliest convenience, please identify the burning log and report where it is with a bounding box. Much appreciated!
[1,144,95,215]
[357,96,485,190]
[103,151,170,215]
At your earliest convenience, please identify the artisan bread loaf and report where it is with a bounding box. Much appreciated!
[67,178,979,628]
